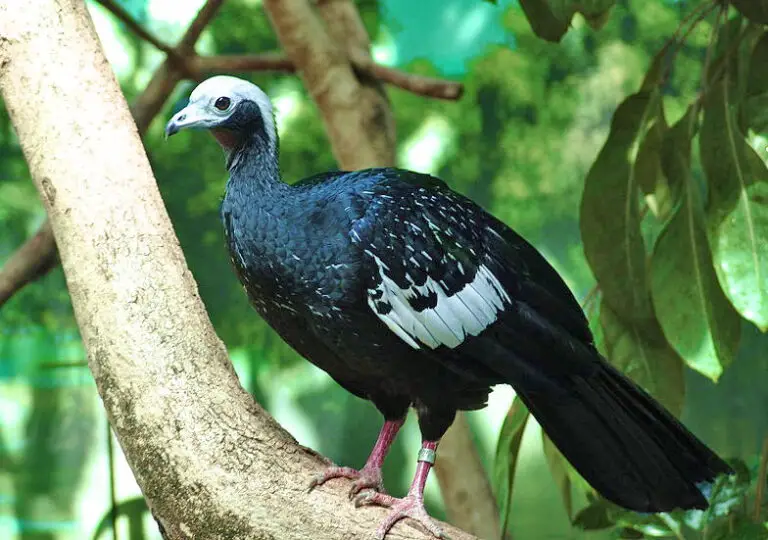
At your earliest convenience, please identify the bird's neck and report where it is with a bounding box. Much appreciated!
[225,132,287,199]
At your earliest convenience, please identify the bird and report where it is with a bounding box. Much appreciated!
[165,76,732,539]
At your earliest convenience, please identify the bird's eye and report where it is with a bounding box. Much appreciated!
[214,97,231,111]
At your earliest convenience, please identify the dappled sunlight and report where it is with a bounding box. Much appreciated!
[398,115,455,174]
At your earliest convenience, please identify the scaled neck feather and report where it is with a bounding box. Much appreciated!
[226,131,286,198]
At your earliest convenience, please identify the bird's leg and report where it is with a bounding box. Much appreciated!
[354,440,445,540]
[309,417,404,498]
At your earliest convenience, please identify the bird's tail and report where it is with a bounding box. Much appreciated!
[514,359,732,512]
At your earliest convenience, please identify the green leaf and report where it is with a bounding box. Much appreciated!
[637,48,677,219]
[708,519,768,540]
[542,432,572,520]
[747,33,768,98]
[703,15,758,108]
[600,300,686,416]
[566,0,616,31]
[518,0,616,42]
[701,80,747,222]
[746,32,768,134]
[640,43,671,92]
[493,396,530,534]
[92,497,149,540]
[744,94,768,133]
[581,92,659,324]
[701,79,768,331]
[612,510,680,538]
[518,0,570,42]
[732,0,768,25]
[715,179,768,332]
[635,105,667,195]
[572,497,614,530]
[651,109,742,381]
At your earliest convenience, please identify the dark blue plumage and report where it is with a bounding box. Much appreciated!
[166,76,732,539]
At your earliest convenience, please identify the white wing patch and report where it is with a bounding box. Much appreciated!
[366,255,510,350]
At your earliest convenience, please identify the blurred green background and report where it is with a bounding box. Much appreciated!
[1,0,766,539]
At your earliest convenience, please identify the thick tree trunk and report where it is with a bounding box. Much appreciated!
[0,1,478,539]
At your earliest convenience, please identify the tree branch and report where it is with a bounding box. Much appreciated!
[314,0,397,164]
[94,0,175,56]
[0,1,478,538]
[130,0,225,132]
[0,0,223,309]
[94,0,463,100]
[177,0,225,52]
[0,219,56,308]
[191,52,464,100]
[349,51,463,100]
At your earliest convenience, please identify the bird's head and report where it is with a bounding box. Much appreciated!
[164,76,277,152]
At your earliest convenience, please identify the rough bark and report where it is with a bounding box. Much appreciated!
[264,0,394,168]
[265,1,499,536]
[0,1,479,539]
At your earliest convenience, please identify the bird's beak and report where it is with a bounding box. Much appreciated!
[164,103,210,139]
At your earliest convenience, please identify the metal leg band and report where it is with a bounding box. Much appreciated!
[417,447,437,464]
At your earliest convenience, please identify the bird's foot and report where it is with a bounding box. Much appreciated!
[308,465,385,499]
[354,491,447,540]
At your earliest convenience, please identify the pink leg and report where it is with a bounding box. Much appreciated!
[309,418,404,498]
[355,440,445,539]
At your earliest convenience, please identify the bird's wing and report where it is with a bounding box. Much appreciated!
[349,170,596,379]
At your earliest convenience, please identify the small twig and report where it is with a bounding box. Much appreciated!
[350,51,463,100]
[37,360,88,369]
[95,0,174,56]
[697,9,750,107]
[666,0,718,51]
[662,1,719,83]
[178,0,226,52]
[191,52,464,100]
[702,1,728,86]
[95,0,200,78]
[754,434,768,522]
[675,1,719,52]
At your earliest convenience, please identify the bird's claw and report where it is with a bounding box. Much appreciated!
[348,471,386,499]
[353,490,396,508]
[354,492,447,540]
[308,465,385,498]
[308,466,359,492]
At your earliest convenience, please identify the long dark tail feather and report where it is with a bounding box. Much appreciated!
[513,359,732,512]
